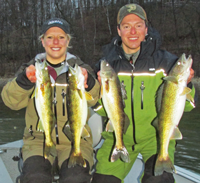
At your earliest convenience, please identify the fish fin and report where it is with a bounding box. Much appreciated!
[111,146,130,163]
[63,123,73,141]
[81,127,90,139]
[37,120,44,132]
[44,141,57,158]
[152,117,159,130]
[186,93,195,105]
[180,87,191,96]
[154,154,176,176]
[121,81,127,101]
[106,120,114,132]
[170,127,182,140]
[68,152,87,168]
[123,114,130,134]
[163,76,178,84]
[100,86,103,98]
[156,84,164,112]
[77,89,83,99]
[85,92,94,101]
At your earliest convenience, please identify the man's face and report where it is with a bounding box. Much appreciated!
[117,14,147,54]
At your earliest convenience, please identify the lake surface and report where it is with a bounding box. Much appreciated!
[0,85,200,176]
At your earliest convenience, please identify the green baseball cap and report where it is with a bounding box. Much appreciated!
[117,4,148,25]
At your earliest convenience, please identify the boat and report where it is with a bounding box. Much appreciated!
[0,110,200,183]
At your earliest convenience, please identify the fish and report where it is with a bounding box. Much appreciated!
[100,60,130,163]
[65,64,92,168]
[35,61,56,158]
[153,53,194,176]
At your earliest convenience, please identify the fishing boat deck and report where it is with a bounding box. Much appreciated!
[0,140,200,183]
[0,140,23,183]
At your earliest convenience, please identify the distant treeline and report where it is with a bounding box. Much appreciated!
[0,0,200,77]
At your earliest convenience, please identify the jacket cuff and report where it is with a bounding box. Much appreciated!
[16,70,35,90]
[187,82,193,89]
[85,72,95,91]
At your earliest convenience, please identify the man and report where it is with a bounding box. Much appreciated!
[1,18,100,183]
[92,4,195,183]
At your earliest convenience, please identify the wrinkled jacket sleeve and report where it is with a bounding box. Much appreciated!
[1,77,34,110]
[1,60,35,110]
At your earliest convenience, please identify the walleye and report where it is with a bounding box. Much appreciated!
[100,60,130,163]
[153,53,194,176]
[65,64,92,168]
[35,61,56,158]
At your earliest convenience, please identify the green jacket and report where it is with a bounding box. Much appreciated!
[94,31,195,146]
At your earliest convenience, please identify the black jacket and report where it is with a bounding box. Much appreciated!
[95,27,178,75]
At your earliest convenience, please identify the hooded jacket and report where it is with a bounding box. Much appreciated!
[1,52,100,168]
[94,27,195,145]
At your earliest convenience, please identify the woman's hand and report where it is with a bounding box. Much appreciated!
[26,65,36,83]
[97,71,101,85]
[80,67,88,88]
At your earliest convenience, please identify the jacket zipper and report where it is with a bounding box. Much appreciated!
[61,89,66,116]
[131,66,137,145]
[53,85,59,144]
[140,81,145,110]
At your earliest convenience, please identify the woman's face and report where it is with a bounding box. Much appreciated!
[41,27,69,64]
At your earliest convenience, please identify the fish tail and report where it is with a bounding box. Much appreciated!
[111,146,130,163]
[68,152,87,168]
[154,155,176,176]
[44,141,57,159]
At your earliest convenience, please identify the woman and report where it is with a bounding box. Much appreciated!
[1,18,100,183]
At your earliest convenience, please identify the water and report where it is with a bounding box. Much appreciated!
[0,99,25,145]
[0,86,200,176]
[174,102,200,174]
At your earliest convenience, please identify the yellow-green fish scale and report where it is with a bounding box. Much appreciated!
[67,69,87,155]
[35,62,56,158]
[37,79,54,143]
[103,76,125,149]
[158,80,183,159]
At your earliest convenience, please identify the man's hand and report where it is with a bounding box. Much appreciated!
[80,67,88,88]
[187,68,194,84]
[26,65,36,83]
